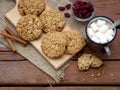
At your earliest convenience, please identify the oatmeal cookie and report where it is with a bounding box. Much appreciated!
[64,29,86,55]
[16,14,43,41]
[41,32,68,58]
[18,0,46,16]
[78,54,103,71]
[40,9,66,33]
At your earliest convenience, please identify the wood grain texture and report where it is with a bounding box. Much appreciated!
[0,61,119,85]
[0,47,11,51]
[93,0,120,20]
[0,52,25,60]
[0,87,120,90]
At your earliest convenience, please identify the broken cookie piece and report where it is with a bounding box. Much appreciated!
[78,53,103,71]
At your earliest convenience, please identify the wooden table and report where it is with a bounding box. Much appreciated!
[0,0,120,90]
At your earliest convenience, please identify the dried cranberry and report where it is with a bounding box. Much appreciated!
[73,10,78,16]
[89,7,94,12]
[64,13,71,18]
[84,12,92,18]
[83,2,87,5]
[65,4,71,10]
[78,12,82,18]
[82,9,87,16]
[87,2,93,8]
[58,6,65,11]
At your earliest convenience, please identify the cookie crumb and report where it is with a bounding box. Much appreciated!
[96,72,101,77]
[91,74,94,77]
[94,78,97,80]
[110,73,114,77]
[82,78,85,81]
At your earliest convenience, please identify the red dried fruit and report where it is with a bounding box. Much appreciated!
[64,13,71,18]
[90,7,94,12]
[84,12,92,18]
[82,9,87,16]
[78,12,82,18]
[65,4,71,10]
[58,6,65,11]
[83,2,87,5]
[72,0,94,19]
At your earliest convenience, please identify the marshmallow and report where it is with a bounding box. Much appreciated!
[96,19,106,27]
[87,28,94,37]
[95,32,103,39]
[90,23,98,31]
[99,35,107,43]
[99,25,109,33]
[105,29,115,36]
[91,36,100,43]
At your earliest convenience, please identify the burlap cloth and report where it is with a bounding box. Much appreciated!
[0,0,86,83]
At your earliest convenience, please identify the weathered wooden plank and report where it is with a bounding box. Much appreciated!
[0,87,119,90]
[0,61,55,85]
[0,52,25,60]
[0,47,11,52]
[0,61,119,85]
[93,0,120,20]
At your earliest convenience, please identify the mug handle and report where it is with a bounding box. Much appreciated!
[104,45,111,56]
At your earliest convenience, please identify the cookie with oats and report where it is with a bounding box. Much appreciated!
[40,9,66,33]
[41,32,68,59]
[18,0,46,16]
[64,29,86,55]
[16,14,43,41]
[78,53,103,71]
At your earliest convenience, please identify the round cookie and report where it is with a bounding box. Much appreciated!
[41,32,68,59]
[64,29,86,55]
[16,14,43,41]
[18,0,46,16]
[40,9,66,33]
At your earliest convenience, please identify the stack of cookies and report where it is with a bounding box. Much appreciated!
[16,0,86,59]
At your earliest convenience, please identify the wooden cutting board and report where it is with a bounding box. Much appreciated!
[5,0,77,69]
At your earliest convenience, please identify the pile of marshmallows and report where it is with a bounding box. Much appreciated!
[87,19,115,44]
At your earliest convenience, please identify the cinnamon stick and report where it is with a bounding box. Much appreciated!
[0,31,27,46]
[3,30,16,52]
[5,27,16,36]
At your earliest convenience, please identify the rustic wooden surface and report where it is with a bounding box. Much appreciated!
[0,87,120,90]
[0,0,120,89]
